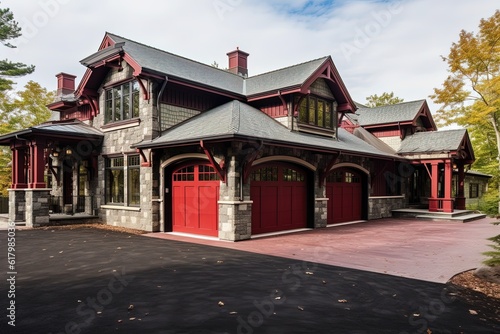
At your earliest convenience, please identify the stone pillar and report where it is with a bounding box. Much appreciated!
[218,153,252,241]
[314,172,328,228]
[25,189,50,227]
[8,190,26,222]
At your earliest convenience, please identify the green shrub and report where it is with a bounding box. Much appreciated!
[483,222,500,267]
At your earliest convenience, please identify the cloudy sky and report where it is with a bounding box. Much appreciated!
[2,0,498,115]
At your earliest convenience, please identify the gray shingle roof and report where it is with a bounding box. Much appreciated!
[356,100,426,126]
[245,57,328,96]
[0,120,103,144]
[136,100,399,159]
[397,129,466,154]
[107,33,245,95]
[104,33,329,98]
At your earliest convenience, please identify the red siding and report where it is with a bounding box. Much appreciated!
[260,103,287,118]
[61,105,92,121]
[371,129,400,138]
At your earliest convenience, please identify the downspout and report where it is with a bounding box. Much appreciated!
[239,164,244,201]
[156,76,168,138]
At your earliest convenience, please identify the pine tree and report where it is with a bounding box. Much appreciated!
[0,4,35,91]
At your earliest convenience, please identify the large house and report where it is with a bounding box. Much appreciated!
[0,33,489,240]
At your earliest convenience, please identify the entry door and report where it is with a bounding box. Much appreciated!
[172,164,220,237]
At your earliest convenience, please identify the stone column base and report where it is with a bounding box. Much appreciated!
[25,189,51,227]
[8,189,26,222]
[218,201,252,241]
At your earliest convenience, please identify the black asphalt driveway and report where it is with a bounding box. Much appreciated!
[1,227,499,333]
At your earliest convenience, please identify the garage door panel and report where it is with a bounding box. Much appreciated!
[251,166,307,234]
[260,186,278,228]
[327,169,363,224]
[172,165,219,237]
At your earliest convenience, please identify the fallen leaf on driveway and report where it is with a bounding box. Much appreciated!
[338,299,348,303]
[469,309,478,315]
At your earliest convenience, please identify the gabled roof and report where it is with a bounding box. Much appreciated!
[397,129,474,162]
[356,100,436,129]
[0,120,103,145]
[135,100,400,160]
[105,33,245,96]
[77,33,356,112]
[245,57,328,96]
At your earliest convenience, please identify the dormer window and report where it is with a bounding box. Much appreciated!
[105,80,140,124]
[298,95,336,130]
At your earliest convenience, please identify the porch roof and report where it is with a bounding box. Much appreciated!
[134,100,401,160]
[397,129,474,163]
[0,120,103,145]
[398,129,467,154]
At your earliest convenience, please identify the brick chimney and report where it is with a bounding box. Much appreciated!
[227,47,249,77]
[55,72,77,96]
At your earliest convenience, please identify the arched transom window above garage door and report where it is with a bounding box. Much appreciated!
[173,164,220,182]
[251,166,305,183]
[327,170,361,183]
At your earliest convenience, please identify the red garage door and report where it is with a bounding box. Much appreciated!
[172,164,220,237]
[250,165,307,234]
[326,169,362,224]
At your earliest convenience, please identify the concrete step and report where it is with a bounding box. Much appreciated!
[415,213,487,223]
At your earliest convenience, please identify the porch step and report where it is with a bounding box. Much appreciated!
[415,213,487,223]
[392,208,487,223]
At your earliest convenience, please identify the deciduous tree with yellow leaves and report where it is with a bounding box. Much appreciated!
[432,10,500,213]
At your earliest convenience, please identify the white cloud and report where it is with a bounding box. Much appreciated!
[2,0,498,117]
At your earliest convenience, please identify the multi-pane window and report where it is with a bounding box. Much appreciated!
[251,167,278,182]
[127,155,140,206]
[283,168,305,182]
[469,183,479,198]
[298,95,335,129]
[105,81,140,123]
[105,157,124,204]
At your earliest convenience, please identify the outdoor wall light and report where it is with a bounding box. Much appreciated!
[52,151,59,157]
[66,149,72,155]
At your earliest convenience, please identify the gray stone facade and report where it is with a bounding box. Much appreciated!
[90,62,159,232]
[25,189,50,227]
[368,196,406,219]
[8,190,25,222]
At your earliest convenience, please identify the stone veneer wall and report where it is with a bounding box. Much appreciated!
[368,196,406,219]
[24,189,50,227]
[93,62,159,232]
[8,190,25,222]
[218,145,252,241]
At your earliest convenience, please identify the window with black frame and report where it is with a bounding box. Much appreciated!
[105,157,124,204]
[127,155,140,206]
[298,95,335,130]
[104,80,140,123]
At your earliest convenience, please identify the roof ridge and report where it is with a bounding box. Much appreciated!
[106,32,245,79]
[247,56,329,80]
[359,99,426,110]
[230,100,241,133]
